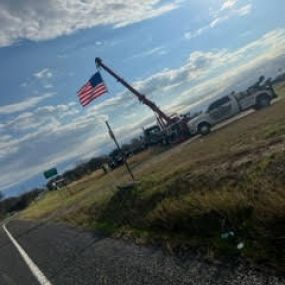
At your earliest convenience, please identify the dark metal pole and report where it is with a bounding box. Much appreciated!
[105,121,135,181]
[96,57,173,125]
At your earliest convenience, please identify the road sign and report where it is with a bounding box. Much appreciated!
[43,168,58,179]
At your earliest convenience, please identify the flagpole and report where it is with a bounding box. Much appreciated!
[105,121,135,181]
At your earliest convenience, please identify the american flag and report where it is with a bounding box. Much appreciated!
[77,72,108,107]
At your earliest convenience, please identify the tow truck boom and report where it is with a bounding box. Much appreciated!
[95,57,173,125]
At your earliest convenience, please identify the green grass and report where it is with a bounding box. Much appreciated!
[21,84,285,271]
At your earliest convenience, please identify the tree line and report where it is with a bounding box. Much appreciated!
[0,188,44,219]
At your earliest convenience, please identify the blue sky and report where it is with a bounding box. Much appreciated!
[0,0,285,197]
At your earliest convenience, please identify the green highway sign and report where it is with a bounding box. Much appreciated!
[43,168,58,179]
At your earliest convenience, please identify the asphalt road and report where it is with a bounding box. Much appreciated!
[0,224,39,285]
[0,220,284,285]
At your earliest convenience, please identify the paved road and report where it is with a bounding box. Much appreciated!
[0,224,39,285]
[0,220,284,285]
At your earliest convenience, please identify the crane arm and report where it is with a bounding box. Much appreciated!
[95,57,172,125]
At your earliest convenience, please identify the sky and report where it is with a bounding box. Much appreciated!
[0,0,285,197]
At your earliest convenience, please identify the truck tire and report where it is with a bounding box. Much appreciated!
[255,94,271,110]
[198,122,211,136]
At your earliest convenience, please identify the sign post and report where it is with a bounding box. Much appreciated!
[105,121,135,181]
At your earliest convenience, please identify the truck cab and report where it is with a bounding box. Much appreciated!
[187,95,240,135]
[206,95,240,123]
[144,125,165,146]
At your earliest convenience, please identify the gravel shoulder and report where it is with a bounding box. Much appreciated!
[6,220,285,285]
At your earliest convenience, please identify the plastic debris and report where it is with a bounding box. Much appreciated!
[229,231,235,236]
[237,242,245,250]
[221,231,235,239]
[221,233,230,239]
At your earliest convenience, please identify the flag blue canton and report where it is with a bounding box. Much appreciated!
[89,72,104,87]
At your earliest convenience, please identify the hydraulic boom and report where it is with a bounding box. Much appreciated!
[95,57,173,126]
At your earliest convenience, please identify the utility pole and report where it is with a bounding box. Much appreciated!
[105,121,135,181]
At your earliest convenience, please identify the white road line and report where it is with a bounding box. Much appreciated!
[2,224,53,285]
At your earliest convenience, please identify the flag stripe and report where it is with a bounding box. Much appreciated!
[88,88,107,101]
[78,83,90,94]
[77,74,107,107]
[78,83,106,98]
[79,84,94,96]
[78,85,93,98]
[81,88,107,105]
[79,85,107,106]
[80,87,93,96]
[79,84,107,102]
[79,83,106,99]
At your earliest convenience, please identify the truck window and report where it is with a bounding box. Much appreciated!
[208,96,230,112]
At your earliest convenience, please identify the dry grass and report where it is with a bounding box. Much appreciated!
[21,84,285,270]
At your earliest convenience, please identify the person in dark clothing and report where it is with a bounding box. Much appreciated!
[247,76,265,93]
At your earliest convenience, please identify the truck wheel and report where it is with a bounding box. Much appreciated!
[198,123,211,136]
[256,95,271,110]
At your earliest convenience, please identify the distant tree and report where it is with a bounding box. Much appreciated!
[0,188,44,216]
[87,156,107,171]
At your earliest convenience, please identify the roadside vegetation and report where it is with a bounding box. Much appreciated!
[0,188,44,220]
[21,82,285,272]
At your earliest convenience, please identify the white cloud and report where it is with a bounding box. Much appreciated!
[120,49,228,98]
[3,102,80,133]
[209,3,252,28]
[185,2,252,40]
[221,0,238,11]
[0,0,179,47]
[34,68,53,80]
[44,84,54,89]
[0,93,54,115]
[33,68,55,90]
[235,4,252,16]
[129,46,168,60]
[185,27,207,40]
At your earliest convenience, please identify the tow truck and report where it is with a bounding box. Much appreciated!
[95,58,190,145]
[187,77,277,136]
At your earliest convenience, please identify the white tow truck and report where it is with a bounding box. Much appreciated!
[187,81,277,136]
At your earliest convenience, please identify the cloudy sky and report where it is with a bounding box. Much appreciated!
[0,0,285,196]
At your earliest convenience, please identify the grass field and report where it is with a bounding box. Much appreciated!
[22,82,285,271]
